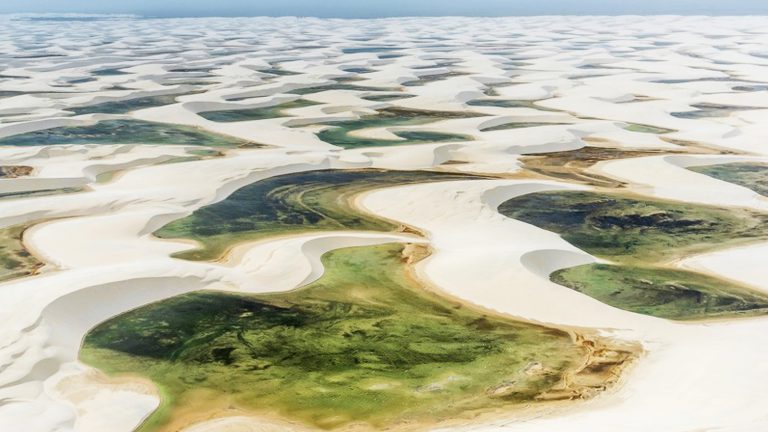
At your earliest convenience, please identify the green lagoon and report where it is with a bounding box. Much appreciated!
[156,169,487,261]
[500,190,768,319]
[82,244,624,431]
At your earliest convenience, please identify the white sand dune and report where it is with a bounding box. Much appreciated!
[680,243,768,294]
[591,154,768,210]
[444,316,768,432]
[0,144,193,195]
[361,179,653,331]
[49,364,159,432]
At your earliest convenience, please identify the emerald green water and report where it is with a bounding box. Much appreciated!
[82,244,586,431]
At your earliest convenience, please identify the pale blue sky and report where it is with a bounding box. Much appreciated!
[2,0,767,18]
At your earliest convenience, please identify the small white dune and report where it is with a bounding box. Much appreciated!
[591,154,768,211]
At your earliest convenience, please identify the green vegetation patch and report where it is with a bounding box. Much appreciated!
[311,108,481,149]
[0,225,41,283]
[690,162,768,197]
[156,169,486,261]
[82,244,586,431]
[552,264,768,320]
[197,99,319,122]
[0,120,253,147]
[500,190,768,319]
[499,190,768,264]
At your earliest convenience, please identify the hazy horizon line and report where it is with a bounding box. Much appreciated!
[6,12,768,19]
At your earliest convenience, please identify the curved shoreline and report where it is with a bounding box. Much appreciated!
[358,178,768,432]
[80,243,639,432]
